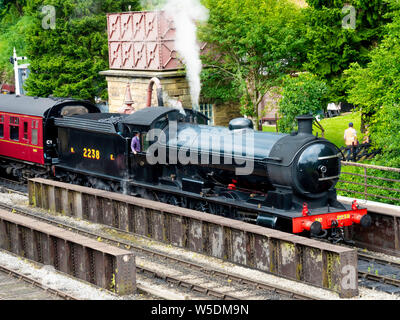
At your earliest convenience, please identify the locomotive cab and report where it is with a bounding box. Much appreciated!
[121,107,210,183]
[121,107,181,182]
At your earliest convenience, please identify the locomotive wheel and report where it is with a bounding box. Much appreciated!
[110,182,121,193]
[208,202,223,215]
[189,200,209,213]
[155,192,182,207]
[166,196,180,206]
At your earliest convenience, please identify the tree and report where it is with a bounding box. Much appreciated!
[23,0,139,101]
[345,1,400,166]
[303,0,390,102]
[0,1,26,17]
[0,1,30,83]
[278,73,328,133]
[199,0,307,124]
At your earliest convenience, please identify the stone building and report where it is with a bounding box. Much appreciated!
[101,10,241,126]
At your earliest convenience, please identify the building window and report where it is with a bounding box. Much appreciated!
[10,117,19,141]
[199,104,213,124]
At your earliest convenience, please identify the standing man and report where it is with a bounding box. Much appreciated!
[344,122,357,161]
[131,132,141,155]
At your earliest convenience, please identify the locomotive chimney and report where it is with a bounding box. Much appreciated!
[296,115,314,135]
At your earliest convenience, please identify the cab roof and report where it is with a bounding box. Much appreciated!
[121,107,180,127]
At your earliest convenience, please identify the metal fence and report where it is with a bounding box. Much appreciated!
[337,161,400,204]
[339,143,380,162]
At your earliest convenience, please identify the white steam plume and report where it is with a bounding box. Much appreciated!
[163,0,209,111]
[163,92,186,116]
[140,0,209,110]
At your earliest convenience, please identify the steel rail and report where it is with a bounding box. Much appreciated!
[358,270,400,288]
[137,266,239,300]
[358,251,400,289]
[358,252,400,269]
[0,200,321,301]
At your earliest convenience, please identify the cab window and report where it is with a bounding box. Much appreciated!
[153,116,168,130]
[141,133,149,152]
[61,106,89,117]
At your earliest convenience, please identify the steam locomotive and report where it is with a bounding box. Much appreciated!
[0,95,371,242]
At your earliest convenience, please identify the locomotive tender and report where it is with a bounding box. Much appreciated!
[0,95,371,241]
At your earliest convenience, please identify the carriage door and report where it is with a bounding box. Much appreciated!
[21,120,30,158]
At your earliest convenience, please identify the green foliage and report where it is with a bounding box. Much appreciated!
[22,0,139,101]
[278,73,328,133]
[345,0,400,166]
[199,0,307,120]
[0,0,29,83]
[303,0,390,102]
[0,1,26,18]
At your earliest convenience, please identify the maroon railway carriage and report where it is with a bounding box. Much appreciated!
[0,95,99,179]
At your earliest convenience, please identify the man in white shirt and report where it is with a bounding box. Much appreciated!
[344,122,357,160]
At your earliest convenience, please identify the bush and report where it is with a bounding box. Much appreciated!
[278,73,328,133]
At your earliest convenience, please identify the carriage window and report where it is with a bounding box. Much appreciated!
[23,122,28,140]
[10,117,19,125]
[10,126,19,140]
[10,117,19,141]
[31,120,39,145]
[31,129,38,145]
[61,106,89,116]
[0,115,3,138]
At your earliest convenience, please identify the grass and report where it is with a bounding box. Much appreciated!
[315,112,363,148]
[263,111,364,148]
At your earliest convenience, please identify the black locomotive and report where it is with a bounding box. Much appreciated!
[0,95,370,241]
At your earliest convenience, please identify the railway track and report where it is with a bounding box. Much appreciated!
[357,251,400,294]
[311,234,400,295]
[0,177,27,195]
[4,183,400,299]
[0,263,78,300]
[0,198,321,300]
